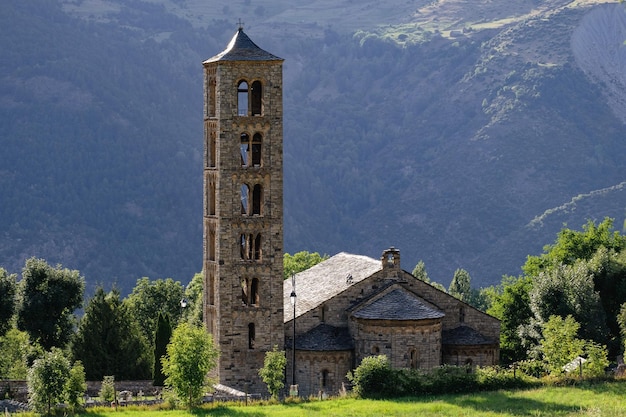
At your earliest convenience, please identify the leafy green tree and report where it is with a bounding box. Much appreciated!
[16,258,84,350]
[529,257,608,345]
[523,218,626,277]
[99,376,116,402]
[27,347,71,415]
[72,286,151,380]
[153,312,172,386]
[161,323,219,407]
[540,315,585,375]
[125,277,186,344]
[66,361,87,412]
[258,345,286,399]
[486,276,533,364]
[540,315,608,377]
[283,251,329,279]
[0,328,29,379]
[0,267,17,337]
[449,268,471,302]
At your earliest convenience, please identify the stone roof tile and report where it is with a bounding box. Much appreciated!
[203,29,282,63]
[290,324,353,351]
[352,287,445,321]
[283,252,382,322]
[442,325,497,346]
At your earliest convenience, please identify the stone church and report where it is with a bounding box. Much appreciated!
[202,27,500,396]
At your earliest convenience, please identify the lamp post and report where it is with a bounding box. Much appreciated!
[290,273,297,393]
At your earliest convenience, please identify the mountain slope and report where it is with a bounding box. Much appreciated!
[1,0,625,292]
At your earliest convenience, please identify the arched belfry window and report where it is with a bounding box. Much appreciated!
[240,133,250,166]
[250,278,259,306]
[241,184,249,214]
[252,133,262,166]
[252,184,262,215]
[237,81,248,116]
[251,81,262,115]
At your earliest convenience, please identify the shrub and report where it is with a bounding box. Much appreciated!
[347,355,398,398]
[422,364,477,395]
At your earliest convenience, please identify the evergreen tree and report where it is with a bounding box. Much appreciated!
[72,287,151,380]
[449,268,472,303]
[153,312,172,386]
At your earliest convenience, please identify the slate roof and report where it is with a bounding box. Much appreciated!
[283,252,382,322]
[290,324,354,351]
[203,28,283,63]
[442,325,497,346]
[351,287,445,321]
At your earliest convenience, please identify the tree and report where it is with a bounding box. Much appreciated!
[540,315,608,377]
[449,268,472,302]
[28,347,71,415]
[529,257,608,345]
[283,251,329,279]
[412,260,430,282]
[99,376,116,402]
[182,272,203,326]
[540,315,585,375]
[411,261,447,291]
[66,361,87,412]
[125,277,186,344]
[72,286,151,380]
[153,312,172,386]
[16,258,84,350]
[523,218,626,277]
[486,276,533,364]
[0,328,29,379]
[161,323,219,407]
[0,267,17,337]
[258,345,286,399]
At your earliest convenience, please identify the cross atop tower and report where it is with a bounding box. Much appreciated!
[237,18,245,31]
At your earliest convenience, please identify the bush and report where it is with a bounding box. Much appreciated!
[347,355,398,398]
[421,365,477,395]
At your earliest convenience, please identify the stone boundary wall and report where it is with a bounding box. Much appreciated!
[0,380,159,403]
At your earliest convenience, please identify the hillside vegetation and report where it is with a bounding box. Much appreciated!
[1,0,625,292]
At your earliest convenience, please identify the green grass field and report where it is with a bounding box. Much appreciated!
[21,380,621,417]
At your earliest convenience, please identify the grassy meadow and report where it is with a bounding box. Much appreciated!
[17,380,626,417]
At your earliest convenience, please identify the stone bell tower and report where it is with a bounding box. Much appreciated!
[202,27,284,392]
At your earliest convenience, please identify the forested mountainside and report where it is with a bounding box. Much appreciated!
[1,0,625,293]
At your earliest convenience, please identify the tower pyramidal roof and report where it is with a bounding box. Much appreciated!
[203,28,283,63]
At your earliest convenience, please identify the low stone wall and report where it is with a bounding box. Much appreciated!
[0,380,28,402]
[0,380,159,403]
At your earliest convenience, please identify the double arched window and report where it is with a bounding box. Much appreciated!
[240,183,263,215]
[240,132,262,167]
[237,80,263,116]
[241,277,260,306]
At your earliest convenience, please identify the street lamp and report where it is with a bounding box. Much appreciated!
[290,273,297,393]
